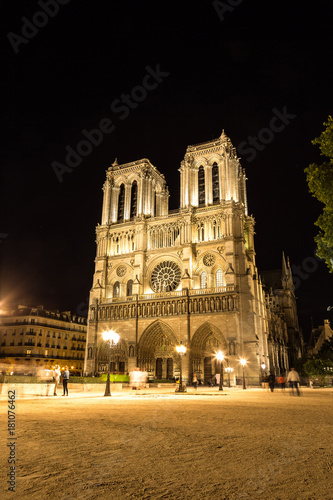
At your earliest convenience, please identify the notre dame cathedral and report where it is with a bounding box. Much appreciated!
[84,132,303,385]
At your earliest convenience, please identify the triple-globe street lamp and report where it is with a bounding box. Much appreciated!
[103,330,120,397]
[216,351,225,391]
[176,344,187,392]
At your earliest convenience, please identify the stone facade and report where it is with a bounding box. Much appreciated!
[0,305,87,374]
[84,132,302,385]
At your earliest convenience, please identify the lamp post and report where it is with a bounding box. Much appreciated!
[240,358,247,390]
[176,344,187,392]
[225,366,233,387]
[216,351,224,391]
[103,330,120,397]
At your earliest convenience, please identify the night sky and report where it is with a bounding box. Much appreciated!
[1,0,333,341]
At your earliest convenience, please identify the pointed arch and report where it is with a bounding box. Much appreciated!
[117,183,125,222]
[198,166,205,206]
[212,162,219,203]
[130,181,138,220]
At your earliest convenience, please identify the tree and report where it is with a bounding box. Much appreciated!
[305,116,333,272]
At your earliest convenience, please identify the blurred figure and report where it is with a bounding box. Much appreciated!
[130,367,141,390]
[192,372,198,390]
[277,374,286,391]
[262,372,269,391]
[268,372,275,392]
[140,369,148,389]
[287,368,300,396]
[62,366,69,396]
[53,365,61,396]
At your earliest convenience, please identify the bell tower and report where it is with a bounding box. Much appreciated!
[179,131,248,211]
[101,158,169,226]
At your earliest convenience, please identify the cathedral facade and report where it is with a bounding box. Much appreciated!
[84,132,301,385]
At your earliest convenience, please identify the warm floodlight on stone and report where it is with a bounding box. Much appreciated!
[225,366,233,387]
[216,351,224,391]
[175,344,187,392]
[240,358,247,390]
[103,330,120,396]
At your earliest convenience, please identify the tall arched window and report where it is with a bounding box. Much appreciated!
[127,279,133,296]
[198,222,204,242]
[201,271,207,289]
[198,166,205,206]
[212,163,219,203]
[216,269,223,287]
[130,181,137,220]
[113,281,120,297]
[117,184,125,222]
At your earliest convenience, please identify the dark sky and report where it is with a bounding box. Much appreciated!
[1,0,333,341]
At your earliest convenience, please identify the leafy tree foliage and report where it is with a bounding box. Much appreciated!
[305,116,333,272]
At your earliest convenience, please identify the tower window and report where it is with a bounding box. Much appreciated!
[127,279,133,296]
[117,184,125,222]
[216,269,223,287]
[130,181,138,219]
[212,163,219,203]
[198,166,205,206]
[113,281,120,297]
[200,271,207,289]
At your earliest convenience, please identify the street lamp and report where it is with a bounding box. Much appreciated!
[240,358,247,390]
[103,330,120,397]
[225,366,233,387]
[216,351,224,391]
[176,344,187,392]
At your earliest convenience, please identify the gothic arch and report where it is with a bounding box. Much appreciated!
[191,322,228,359]
[138,320,178,364]
[97,337,128,372]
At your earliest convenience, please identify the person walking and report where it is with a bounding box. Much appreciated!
[62,366,69,396]
[53,364,61,396]
[287,368,300,396]
[268,372,275,392]
[192,373,198,390]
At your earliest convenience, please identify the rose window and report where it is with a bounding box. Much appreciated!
[151,261,181,292]
[116,265,127,277]
[203,254,215,267]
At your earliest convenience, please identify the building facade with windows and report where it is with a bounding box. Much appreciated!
[0,305,87,374]
[84,132,302,385]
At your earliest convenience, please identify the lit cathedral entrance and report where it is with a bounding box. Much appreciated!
[138,320,178,380]
[191,322,228,384]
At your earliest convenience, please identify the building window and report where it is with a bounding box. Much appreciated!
[216,269,223,287]
[127,279,133,296]
[113,281,120,297]
[117,183,125,222]
[212,163,219,203]
[201,271,207,289]
[197,223,204,242]
[130,181,138,219]
[198,166,205,206]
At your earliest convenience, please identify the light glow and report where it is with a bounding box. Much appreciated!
[103,330,120,344]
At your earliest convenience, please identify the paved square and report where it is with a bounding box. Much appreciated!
[1,388,333,499]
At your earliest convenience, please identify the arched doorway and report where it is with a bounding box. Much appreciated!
[138,320,178,379]
[191,322,228,384]
[97,338,127,374]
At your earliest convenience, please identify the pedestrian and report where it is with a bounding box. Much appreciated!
[62,366,69,396]
[268,372,275,392]
[287,368,300,396]
[192,372,198,390]
[53,364,61,396]
[277,374,286,391]
[262,372,269,391]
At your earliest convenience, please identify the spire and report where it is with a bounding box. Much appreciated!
[282,252,288,277]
